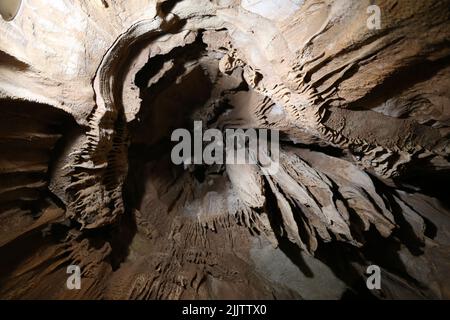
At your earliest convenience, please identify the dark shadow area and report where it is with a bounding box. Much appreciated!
[394,168,450,210]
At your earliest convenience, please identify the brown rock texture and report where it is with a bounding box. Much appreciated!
[0,0,449,299]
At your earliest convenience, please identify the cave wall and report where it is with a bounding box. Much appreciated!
[0,0,449,299]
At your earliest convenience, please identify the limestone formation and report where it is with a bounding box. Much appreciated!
[0,0,449,299]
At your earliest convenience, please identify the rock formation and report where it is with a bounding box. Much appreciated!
[0,0,449,299]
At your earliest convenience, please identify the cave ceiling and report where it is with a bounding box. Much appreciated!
[0,0,449,300]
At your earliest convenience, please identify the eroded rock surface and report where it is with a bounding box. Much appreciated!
[0,0,449,299]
